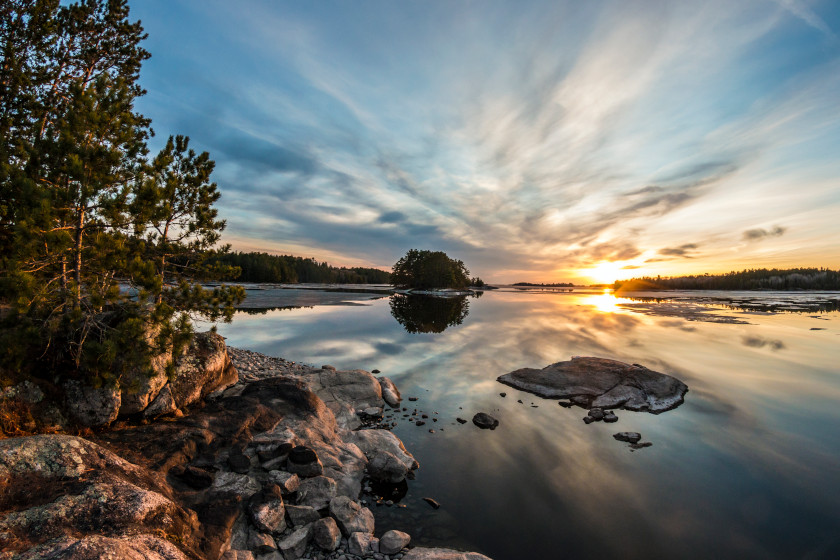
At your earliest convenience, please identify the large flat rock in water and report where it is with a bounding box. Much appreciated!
[497,357,688,413]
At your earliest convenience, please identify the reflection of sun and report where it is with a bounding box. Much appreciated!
[587,261,623,284]
[586,291,620,313]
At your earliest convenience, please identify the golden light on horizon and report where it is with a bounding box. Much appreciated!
[585,261,626,284]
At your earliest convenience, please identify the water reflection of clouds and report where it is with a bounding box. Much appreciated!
[214,288,840,559]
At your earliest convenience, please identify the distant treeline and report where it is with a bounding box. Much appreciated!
[512,282,575,287]
[210,252,392,284]
[614,268,840,291]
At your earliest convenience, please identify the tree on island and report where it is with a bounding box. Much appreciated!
[391,249,471,289]
[0,0,243,385]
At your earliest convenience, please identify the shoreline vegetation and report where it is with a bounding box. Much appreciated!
[613,268,840,292]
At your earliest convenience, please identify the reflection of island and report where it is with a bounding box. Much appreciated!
[389,294,470,333]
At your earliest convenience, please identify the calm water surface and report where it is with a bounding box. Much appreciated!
[213,289,840,560]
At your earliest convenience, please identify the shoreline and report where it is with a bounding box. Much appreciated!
[0,339,492,560]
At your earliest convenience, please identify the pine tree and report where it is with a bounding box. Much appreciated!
[1,1,243,385]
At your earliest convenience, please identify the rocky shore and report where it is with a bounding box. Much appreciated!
[0,337,492,560]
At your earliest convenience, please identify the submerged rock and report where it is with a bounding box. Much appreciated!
[472,412,499,430]
[613,432,642,444]
[498,357,688,413]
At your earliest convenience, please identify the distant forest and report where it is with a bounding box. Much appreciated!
[512,282,575,287]
[211,252,391,284]
[614,268,840,291]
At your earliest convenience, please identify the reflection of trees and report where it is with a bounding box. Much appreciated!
[389,294,469,333]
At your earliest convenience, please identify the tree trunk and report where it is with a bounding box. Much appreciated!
[73,206,84,308]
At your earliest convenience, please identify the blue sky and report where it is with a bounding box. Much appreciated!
[131,0,840,283]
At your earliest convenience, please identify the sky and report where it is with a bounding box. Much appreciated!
[130,0,840,284]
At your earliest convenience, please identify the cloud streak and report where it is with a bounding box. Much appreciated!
[132,0,840,282]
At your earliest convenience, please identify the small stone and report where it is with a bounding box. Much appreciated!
[603,411,618,423]
[286,504,321,527]
[277,525,312,559]
[422,497,440,509]
[630,441,653,450]
[321,365,336,370]
[379,530,411,555]
[228,452,252,474]
[408,397,418,401]
[613,432,642,444]
[329,496,375,536]
[588,408,605,420]
[249,498,286,534]
[456,418,467,424]
[371,369,381,374]
[312,517,341,551]
[472,412,499,430]
[268,470,300,495]
[348,532,378,556]
[499,392,506,397]
[415,420,425,426]
[583,416,595,424]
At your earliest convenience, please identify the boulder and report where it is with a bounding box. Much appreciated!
[287,445,324,478]
[249,496,286,534]
[168,331,238,411]
[276,525,312,559]
[309,368,384,429]
[212,472,261,498]
[286,504,321,527]
[472,413,499,430]
[144,384,178,417]
[402,548,494,560]
[348,531,379,556]
[11,534,190,560]
[62,379,121,427]
[0,435,200,557]
[329,496,375,536]
[498,357,688,413]
[379,529,411,554]
[378,376,402,407]
[347,429,419,483]
[312,517,341,551]
[296,475,337,510]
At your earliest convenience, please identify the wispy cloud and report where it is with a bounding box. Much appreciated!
[743,226,787,242]
[132,0,840,281]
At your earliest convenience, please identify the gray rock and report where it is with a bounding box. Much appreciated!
[603,410,618,423]
[588,407,605,420]
[168,332,238,411]
[613,432,642,444]
[276,525,312,559]
[378,377,402,407]
[222,551,256,560]
[348,429,419,483]
[62,379,121,427]
[472,413,499,430]
[287,445,324,478]
[498,357,688,413]
[212,472,261,498]
[286,504,321,527]
[143,385,178,417]
[250,497,286,534]
[268,471,301,495]
[312,517,341,551]
[348,532,379,556]
[248,529,278,553]
[296,476,337,510]
[402,548,493,560]
[379,530,411,554]
[329,496,375,536]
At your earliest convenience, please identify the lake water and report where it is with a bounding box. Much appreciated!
[212,287,840,560]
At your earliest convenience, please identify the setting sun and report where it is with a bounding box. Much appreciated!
[586,261,625,284]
